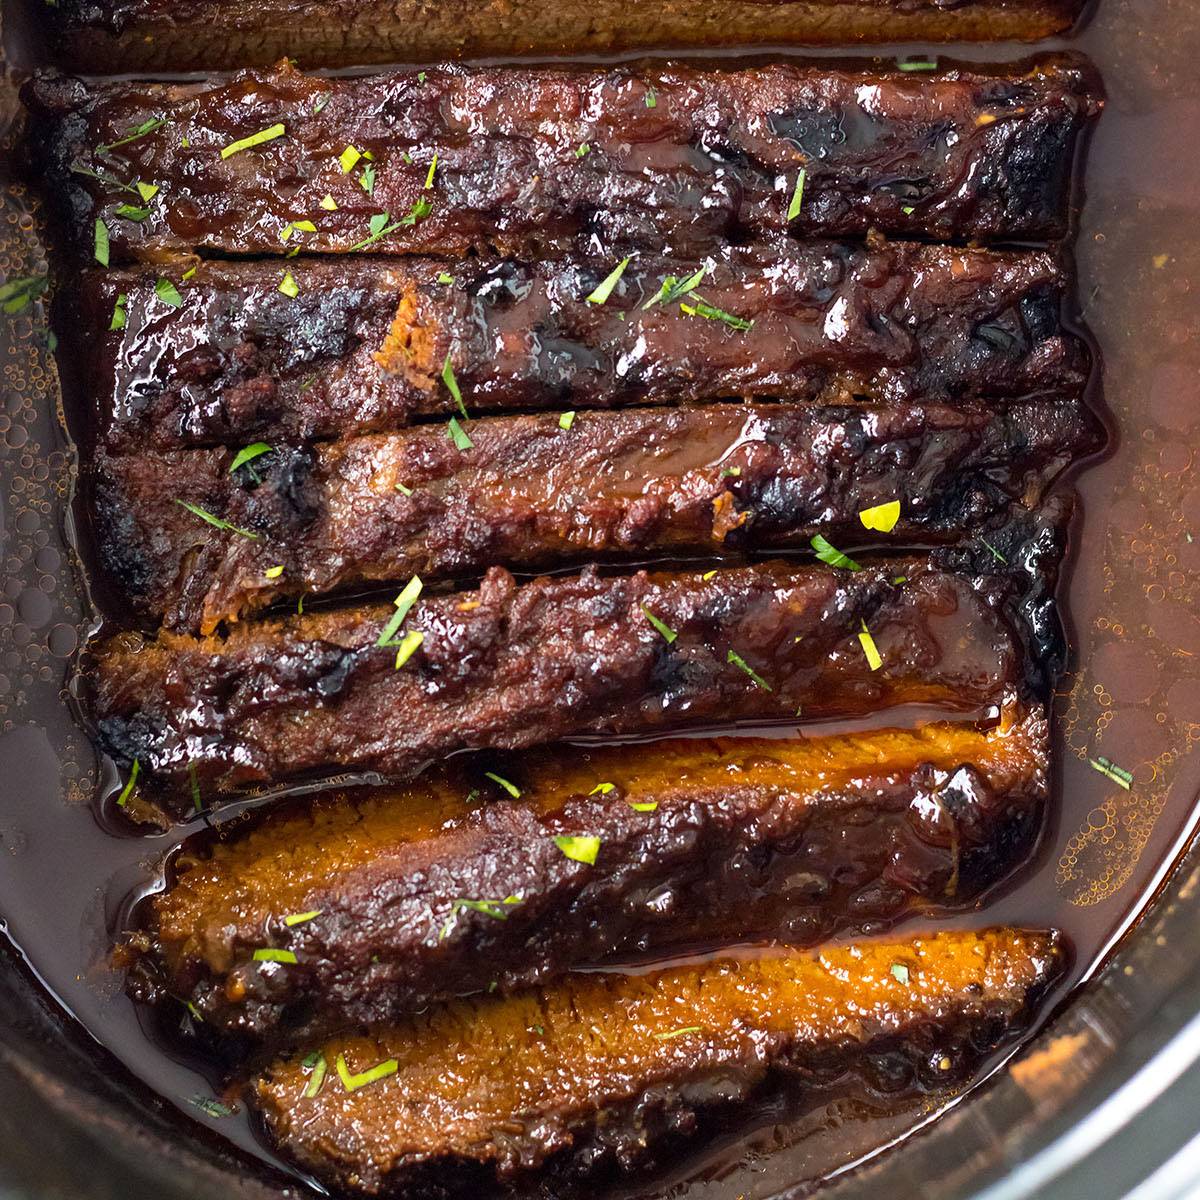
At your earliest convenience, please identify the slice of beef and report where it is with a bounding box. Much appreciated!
[68,243,1089,454]
[90,503,1067,811]
[92,399,1099,633]
[250,927,1064,1197]
[46,0,1085,73]
[24,56,1101,263]
[124,706,1048,1045]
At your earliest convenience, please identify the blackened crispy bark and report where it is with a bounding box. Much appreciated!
[93,399,1099,633]
[69,243,1088,453]
[124,707,1047,1044]
[91,503,1066,810]
[25,57,1101,263]
[46,0,1086,73]
[250,928,1064,1197]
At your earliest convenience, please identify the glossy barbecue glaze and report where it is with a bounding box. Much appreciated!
[68,242,1088,453]
[124,708,1047,1044]
[92,399,1097,633]
[251,928,1064,1196]
[91,537,1060,811]
[24,57,1100,263]
[44,0,1087,72]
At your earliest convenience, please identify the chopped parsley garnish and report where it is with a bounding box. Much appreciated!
[585,256,631,305]
[174,499,258,539]
[94,218,110,266]
[678,297,753,331]
[0,275,48,315]
[720,466,741,478]
[109,292,128,331]
[97,117,166,153]
[642,265,706,310]
[727,649,772,690]
[859,500,901,533]
[392,629,424,669]
[484,771,521,798]
[303,1053,328,1098]
[890,962,910,985]
[188,1095,235,1118]
[576,142,591,158]
[395,481,413,496]
[436,271,454,284]
[336,1053,398,1093]
[787,168,807,222]
[640,604,678,644]
[440,895,522,939]
[229,442,272,474]
[628,799,658,812]
[898,57,938,72]
[589,782,615,795]
[264,565,284,579]
[811,534,860,571]
[348,201,431,251]
[1089,755,1133,790]
[701,571,717,582]
[858,622,883,671]
[154,277,183,307]
[653,1026,700,1040]
[283,909,321,926]
[554,834,601,865]
[220,123,286,159]
[113,204,151,221]
[359,163,376,193]
[136,181,159,202]
[424,153,438,189]
[252,948,298,964]
[441,355,466,417]
[376,576,423,646]
[979,536,1007,564]
[446,415,473,450]
[645,87,657,108]
[115,758,140,807]
[339,145,363,172]
[313,93,331,115]
[558,411,576,430]
[320,193,338,210]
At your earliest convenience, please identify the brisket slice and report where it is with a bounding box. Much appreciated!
[250,927,1064,1196]
[25,57,1100,263]
[72,242,1088,453]
[46,0,1085,73]
[125,707,1047,1044]
[93,399,1099,633]
[91,503,1065,808]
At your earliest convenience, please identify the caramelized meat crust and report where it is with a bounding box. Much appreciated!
[92,508,1065,810]
[250,928,1064,1195]
[92,399,1099,633]
[46,0,1086,73]
[25,57,1101,263]
[126,709,1048,1044]
[70,243,1089,452]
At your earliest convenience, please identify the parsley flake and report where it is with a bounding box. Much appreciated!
[221,123,286,159]
[811,534,861,570]
[554,835,601,865]
[174,499,258,539]
[640,605,678,643]
[335,1054,398,1093]
[787,168,807,222]
[859,500,901,533]
[1089,755,1134,790]
[727,649,772,690]
[586,256,631,305]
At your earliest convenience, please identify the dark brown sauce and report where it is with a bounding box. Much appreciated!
[2,0,1199,1195]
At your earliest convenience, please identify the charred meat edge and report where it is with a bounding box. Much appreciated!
[250,927,1065,1196]
[24,56,1101,262]
[124,706,1048,1044]
[92,504,1067,810]
[47,0,1085,73]
[93,398,1098,634]
[69,242,1090,453]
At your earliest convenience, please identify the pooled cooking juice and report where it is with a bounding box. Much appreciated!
[2,0,1200,1194]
